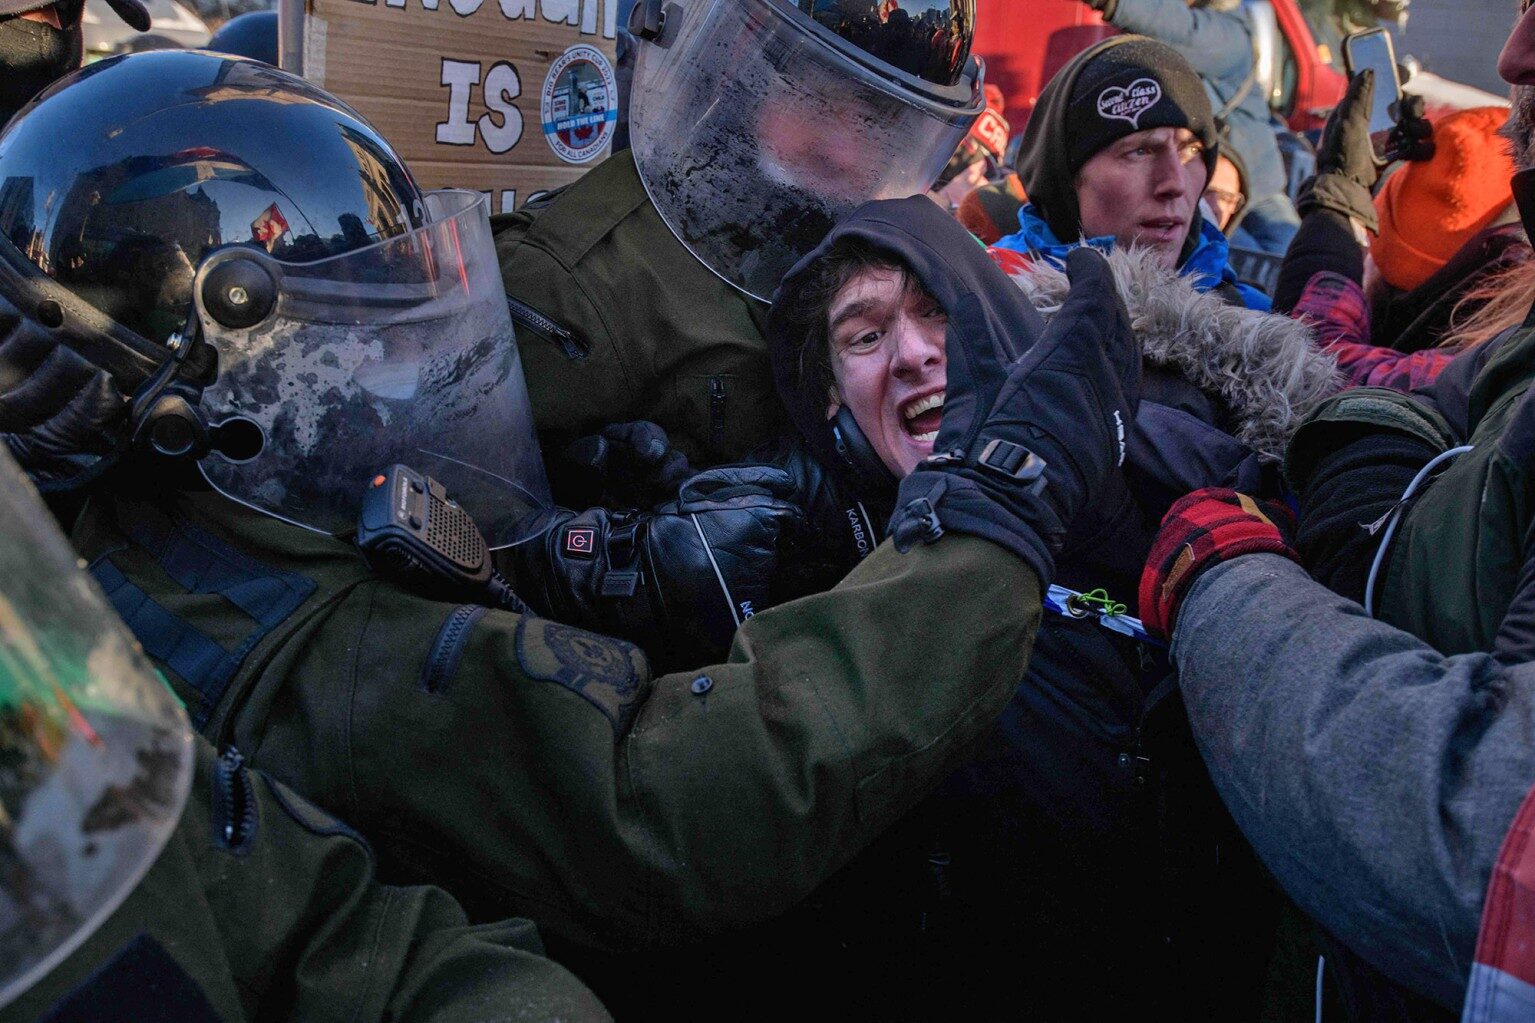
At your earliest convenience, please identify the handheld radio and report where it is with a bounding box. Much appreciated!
[356,464,531,614]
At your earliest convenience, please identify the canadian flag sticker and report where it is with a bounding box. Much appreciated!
[250,203,290,251]
[1097,78,1163,130]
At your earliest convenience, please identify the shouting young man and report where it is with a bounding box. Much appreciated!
[768,193,1336,1016]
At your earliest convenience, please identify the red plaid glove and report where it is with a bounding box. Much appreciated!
[1139,488,1299,641]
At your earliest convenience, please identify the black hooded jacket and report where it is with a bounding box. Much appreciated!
[765,198,1281,1018]
[767,194,1044,482]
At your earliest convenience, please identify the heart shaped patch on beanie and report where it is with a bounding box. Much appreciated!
[1097,77,1163,129]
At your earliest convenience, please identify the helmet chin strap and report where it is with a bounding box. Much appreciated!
[128,310,210,461]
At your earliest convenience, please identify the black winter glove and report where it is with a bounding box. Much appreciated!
[747,433,884,572]
[1298,69,1383,233]
[888,247,1140,588]
[558,419,694,510]
[0,303,128,491]
[1383,92,1435,164]
[504,463,806,672]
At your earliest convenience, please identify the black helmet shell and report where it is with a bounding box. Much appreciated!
[0,50,426,347]
[207,10,279,66]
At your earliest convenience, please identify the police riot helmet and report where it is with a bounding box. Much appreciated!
[206,10,279,66]
[0,51,550,548]
[627,0,985,302]
[0,441,193,1009]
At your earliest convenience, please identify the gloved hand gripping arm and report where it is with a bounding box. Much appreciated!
[504,462,811,673]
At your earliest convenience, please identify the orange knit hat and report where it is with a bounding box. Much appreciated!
[1372,106,1516,293]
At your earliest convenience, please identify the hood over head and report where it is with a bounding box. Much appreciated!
[766,195,1046,481]
[1015,35,1220,248]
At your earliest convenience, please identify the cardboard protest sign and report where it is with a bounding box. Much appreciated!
[298,0,620,213]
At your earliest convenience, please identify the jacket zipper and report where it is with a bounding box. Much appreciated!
[213,746,257,853]
[708,376,728,449]
[421,604,487,694]
[506,296,589,360]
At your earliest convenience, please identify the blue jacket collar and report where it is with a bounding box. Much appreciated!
[994,204,1272,311]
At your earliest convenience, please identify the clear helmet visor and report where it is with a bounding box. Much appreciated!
[630,0,984,302]
[194,190,552,550]
[0,445,193,1009]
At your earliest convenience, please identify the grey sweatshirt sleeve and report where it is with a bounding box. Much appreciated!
[1172,554,1535,1010]
[1106,0,1253,81]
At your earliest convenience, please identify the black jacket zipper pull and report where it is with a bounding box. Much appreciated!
[506,296,589,360]
[708,376,728,449]
[213,746,257,853]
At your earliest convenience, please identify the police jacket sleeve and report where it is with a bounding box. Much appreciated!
[325,531,1042,951]
[0,738,610,1023]
[1170,553,1535,1011]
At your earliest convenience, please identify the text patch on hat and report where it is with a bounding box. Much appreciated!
[1097,78,1162,130]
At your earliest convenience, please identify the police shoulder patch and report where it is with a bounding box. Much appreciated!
[515,618,647,737]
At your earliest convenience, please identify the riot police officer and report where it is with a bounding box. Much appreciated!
[0,50,1141,1018]
[497,0,986,482]
[0,441,608,1023]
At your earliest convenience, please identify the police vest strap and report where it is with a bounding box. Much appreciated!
[90,500,316,727]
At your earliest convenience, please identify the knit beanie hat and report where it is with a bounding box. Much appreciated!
[1372,106,1516,293]
[1018,36,1220,243]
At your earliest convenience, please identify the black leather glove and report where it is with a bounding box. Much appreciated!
[558,419,694,510]
[504,463,806,672]
[0,301,129,491]
[1298,69,1382,232]
[746,433,885,597]
[888,247,1140,588]
[1383,92,1435,164]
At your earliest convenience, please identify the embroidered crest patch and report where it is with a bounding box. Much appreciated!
[1097,77,1162,129]
[516,618,647,736]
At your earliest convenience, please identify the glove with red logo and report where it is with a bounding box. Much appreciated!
[503,463,807,673]
[1139,488,1299,641]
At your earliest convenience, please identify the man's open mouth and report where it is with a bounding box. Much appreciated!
[1139,217,1185,241]
[901,391,945,443]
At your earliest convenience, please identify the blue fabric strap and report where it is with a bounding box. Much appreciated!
[116,502,315,630]
[89,502,317,729]
[92,557,237,727]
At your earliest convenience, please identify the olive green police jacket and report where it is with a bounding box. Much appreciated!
[494,151,789,470]
[2,737,609,1023]
[71,485,1042,954]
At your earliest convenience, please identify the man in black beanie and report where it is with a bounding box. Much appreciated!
[1,0,150,125]
[995,35,1272,310]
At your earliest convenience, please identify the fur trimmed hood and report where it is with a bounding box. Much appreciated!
[1009,247,1341,460]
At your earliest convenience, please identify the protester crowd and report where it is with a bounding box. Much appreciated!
[2,0,1535,1019]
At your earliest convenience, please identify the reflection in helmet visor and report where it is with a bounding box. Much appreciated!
[795,0,976,89]
[630,0,982,301]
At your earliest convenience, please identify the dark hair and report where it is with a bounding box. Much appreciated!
[774,236,921,406]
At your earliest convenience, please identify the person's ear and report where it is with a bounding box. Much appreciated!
[825,387,841,420]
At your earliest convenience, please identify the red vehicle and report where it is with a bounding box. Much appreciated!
[972,0,1348,134]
